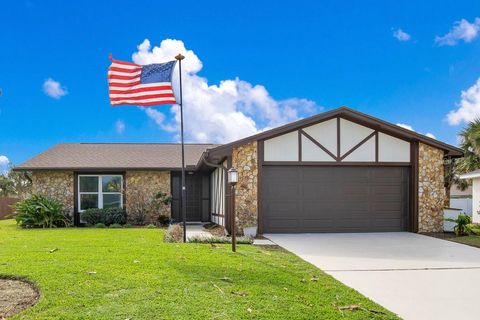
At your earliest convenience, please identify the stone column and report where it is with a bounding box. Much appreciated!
[418,143,445,232]
[232,141,258,233]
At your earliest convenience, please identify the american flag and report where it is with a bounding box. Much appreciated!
[107,58,177,106]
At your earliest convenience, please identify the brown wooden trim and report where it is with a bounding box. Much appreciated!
[298,130,302,162]
[225,155,233,234]
[337,117,341,161]
[410,141,419,232]
[340,131,377,161]
[300,129,337,161]
[263,161,411,167]
[375,131,379,163]
[211,213,225,218]
[257,140,264,235]
[73,174,79,226]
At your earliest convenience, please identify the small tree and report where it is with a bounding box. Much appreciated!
[445,214,472,236]
[0,166,32,198]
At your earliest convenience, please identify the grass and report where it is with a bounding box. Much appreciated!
[0,219,398,319]
[450,235,480,248]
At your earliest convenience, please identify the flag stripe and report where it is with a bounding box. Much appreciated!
[112,100,177,106]
[108,77,142,84]
[110,93,175,101]
[110,62,142,70]
[111,59,141,67]
[109,86,173,94]
[108,70,142,77]
[109,90,173,98]
[111,98,177,105]
[108,66,142,73]
[107,74,141,80]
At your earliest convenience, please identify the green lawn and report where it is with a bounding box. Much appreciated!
[450,235,480,248]
[0,219,398,319]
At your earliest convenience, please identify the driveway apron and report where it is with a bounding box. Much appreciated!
[265,232,480,320]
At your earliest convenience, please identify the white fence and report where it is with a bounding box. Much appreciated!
[444,198,473,232]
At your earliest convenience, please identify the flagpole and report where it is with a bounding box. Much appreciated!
[175,53,187,242]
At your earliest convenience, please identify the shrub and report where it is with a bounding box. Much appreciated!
[94,223,106,228]
[187,235,253,244]
[445,214,472,236]
[163,224,184,243]
[81,208,105,225]
[157,214,171,227]
[123,223,133,228]
[146,224,157,229]
[12,194,71,228]
[80,208,127,226]
[104,208,127,226]
[109,223,123,228]
[466,223,480,235]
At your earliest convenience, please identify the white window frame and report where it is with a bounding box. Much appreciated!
[78,174,123,212]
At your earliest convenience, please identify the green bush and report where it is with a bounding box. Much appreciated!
[109,223,123,228]
[80,208,127,226]
[187,235,253,244]
[80,208,105,225]
[123,223,133,228]
[445,214,472,236]
[12,194,71,228]
[146,223,157,229]
[94,223,106,228]
[466,223,480,235]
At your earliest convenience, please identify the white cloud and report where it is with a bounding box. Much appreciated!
[115,120,125,134]
[446,78,480,125]
[43,78,67,99]
[396,123,436,139]
[0,155,9,175]
[393,29,411,41]
[396,123,414,131]
[132,39,320,143]
[435,18,480,46]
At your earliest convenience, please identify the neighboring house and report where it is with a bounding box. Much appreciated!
[15,107,462,233]
[449,184,472,213]
[459,170,480,223]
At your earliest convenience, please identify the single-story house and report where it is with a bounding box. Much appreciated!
[459,170,480,223]
[15,107,463,233]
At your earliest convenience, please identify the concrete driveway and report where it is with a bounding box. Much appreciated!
[265,232,480,320]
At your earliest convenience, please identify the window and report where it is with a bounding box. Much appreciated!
[78,175,123,211]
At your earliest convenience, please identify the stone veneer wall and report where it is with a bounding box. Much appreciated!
[125,171,171,224]
[418,143,445,232]
[232,141,258,232]
[31,171,74,215]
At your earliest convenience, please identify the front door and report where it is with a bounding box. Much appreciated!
[171,172,210,222]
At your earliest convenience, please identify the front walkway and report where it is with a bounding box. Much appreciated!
[185,223,212,241]
[265,232,480,320]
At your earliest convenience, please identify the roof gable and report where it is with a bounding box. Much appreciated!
[207,107,463,159]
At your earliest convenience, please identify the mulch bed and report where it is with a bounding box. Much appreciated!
[420,232,456,240]
[0,277,39,318]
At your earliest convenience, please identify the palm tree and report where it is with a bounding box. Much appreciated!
[456,119,480,173]
[446,119,480,206]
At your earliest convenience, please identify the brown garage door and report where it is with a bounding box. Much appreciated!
[261,166,409,233]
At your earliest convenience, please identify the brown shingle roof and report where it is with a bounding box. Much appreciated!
[15,143,219,171]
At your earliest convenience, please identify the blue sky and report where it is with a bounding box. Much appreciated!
[1,1,480,171]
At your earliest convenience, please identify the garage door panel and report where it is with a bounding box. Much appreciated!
[263,181,300,196]
[261,166,409,233]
